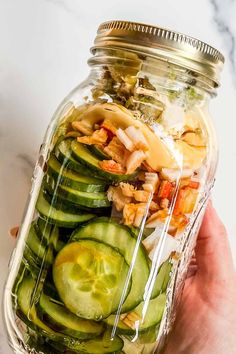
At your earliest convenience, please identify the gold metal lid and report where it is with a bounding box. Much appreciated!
[93,20,225,86]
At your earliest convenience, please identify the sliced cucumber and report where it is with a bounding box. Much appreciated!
[38,292,103,339]
[47,154,106,192]
[122,339,157,354]
[89,145,110,160]
[17,276,123,352]
[44,182,111,216]
[49,331,124,353]
[43,280,61,301]
[26,337,61,354]
[71,140,138,182]
[151,259,172,299]
[55,138,88,174]
[36,190,95,228]
[71,218,150,313]
[12,263,30,295]
[23,244,44,275]
[53,239,130,320]
[26,224,54,264]
[105,293,166,334]
[54,184,110,208]
[36,217,63,253]
[36,218,60,253]
[17,276,58,337]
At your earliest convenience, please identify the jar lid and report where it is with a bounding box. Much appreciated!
[93,20,225,86]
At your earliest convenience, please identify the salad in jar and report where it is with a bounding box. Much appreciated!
[4,20,223,354]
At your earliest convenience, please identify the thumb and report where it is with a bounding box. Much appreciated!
[195,200,234,281]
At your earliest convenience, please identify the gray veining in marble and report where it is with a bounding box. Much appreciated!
[44,0,81,22]
[210,0,236,81]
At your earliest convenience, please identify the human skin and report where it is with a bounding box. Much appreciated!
[163,201,236,354]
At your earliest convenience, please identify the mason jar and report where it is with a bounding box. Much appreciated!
[3,20,224,354]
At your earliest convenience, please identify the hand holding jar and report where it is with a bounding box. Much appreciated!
[164,201,236,354]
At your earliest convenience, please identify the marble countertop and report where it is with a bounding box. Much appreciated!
[0,0,236,352]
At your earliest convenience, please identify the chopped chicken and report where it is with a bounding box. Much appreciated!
[99,160,125,174]
[123,203,137,225]
[160,198,170,209]
[107,186,132,211]
[77,128,108,145]
[170,214,189,235]
[72,120,93,136]
[116,128,134,151]
[146,209,168,228]
[101,118,118,135]
[125,126,149,151]
[133,190,150,202]
[146,208,188,235]
[123,203,147,226]
[103,137,126,164]
[150,201,160,211]
[126,150,147,174]
[119,182,135,197]
[134,205,146,227]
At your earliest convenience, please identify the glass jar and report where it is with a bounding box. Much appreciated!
[3,21,224,354]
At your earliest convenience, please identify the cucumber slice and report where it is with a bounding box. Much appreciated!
[55,184,110,208]
[26,224,54,264]
[47,154,106,192]
[17,276,123,352]
[36,190,95,228]
[122,339,157,354]
[17,276,58,337]
[151,259,172,299]
[37,217,65,253]
[53,239,130,320]
[38,292,103,339]
[55,138,88,175]
[71,140,138,182]
[49,330,124,353]
[23,244,44,274]
[89,145,110,160]
[44,183,111,216]
[71,218,150,313]
[36,218,59,250]
[105,293,166,334]
[26,337,61,354]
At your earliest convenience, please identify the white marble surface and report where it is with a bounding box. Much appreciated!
[0,0,236,352]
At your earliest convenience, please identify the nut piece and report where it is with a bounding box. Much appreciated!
[9,226,19,238]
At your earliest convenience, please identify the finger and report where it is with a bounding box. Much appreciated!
[187,265,197,278]
[195,200,234,281]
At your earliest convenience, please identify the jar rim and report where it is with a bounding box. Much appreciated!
[92,20,225,87]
